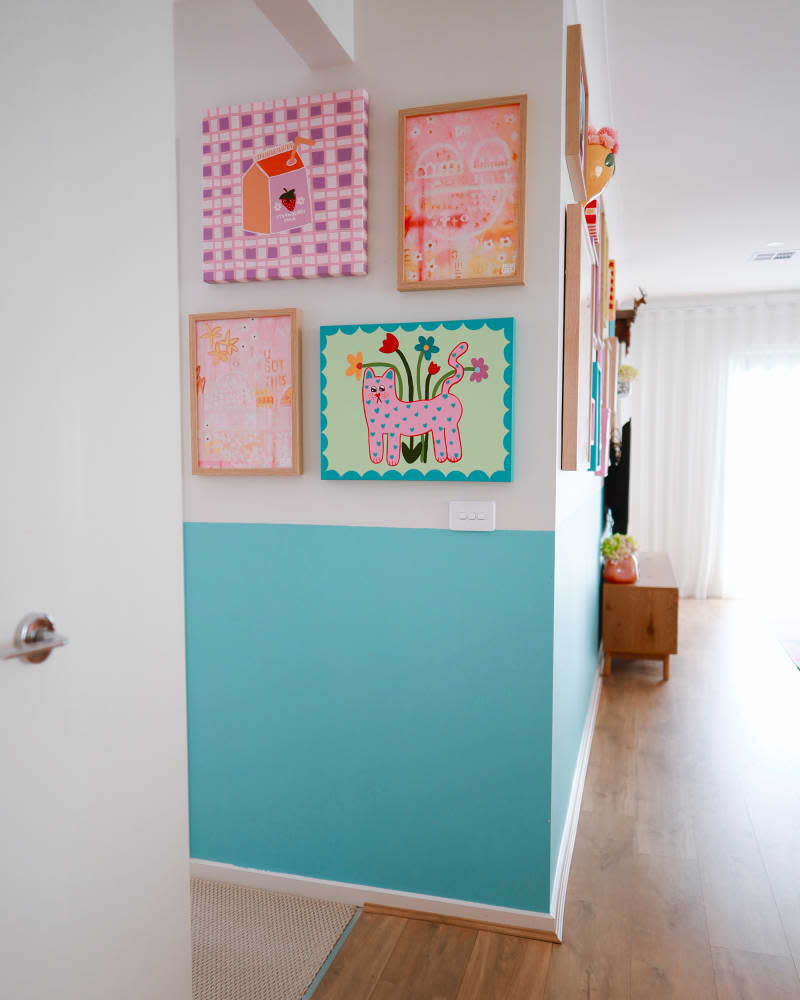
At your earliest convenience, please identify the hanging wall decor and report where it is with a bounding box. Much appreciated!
[590,345,604,470]
[190,309,302,475]
[608,259,616,321]
[320,318,514,480]
[565,25,589,203]
[562,203,596,471]
[605,336,619,415]
[594,338,614,477]
[584,197,606,347]
[398,96,527,290]
[601,218,611,327]
[584,197,601,246]
[585,126,619,201]
[202,90,368,282]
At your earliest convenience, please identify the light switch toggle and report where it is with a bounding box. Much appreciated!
[449,501,496,531]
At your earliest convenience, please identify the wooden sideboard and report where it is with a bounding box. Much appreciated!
[602,551,679,680]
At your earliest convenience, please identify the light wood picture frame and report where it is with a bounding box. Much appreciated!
[604,336,619,414]
[601,210,611,327]
[190,308,302,475]
[562,203,597,471]
[565,25,589,203]
[398,94,527,291]
[592,233,603,348]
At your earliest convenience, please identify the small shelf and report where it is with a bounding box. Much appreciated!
[602,551,679,680]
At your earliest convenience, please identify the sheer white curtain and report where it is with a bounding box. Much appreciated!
[629,295,800,598]
[722,353,800,604]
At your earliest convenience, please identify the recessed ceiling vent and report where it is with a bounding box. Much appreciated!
[751,249,798,262]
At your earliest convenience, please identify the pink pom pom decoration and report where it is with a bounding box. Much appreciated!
[587,125,619,154]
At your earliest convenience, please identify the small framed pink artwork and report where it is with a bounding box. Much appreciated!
[202,90,368,282]
[562,202,597,471]
[190,309,302,475]
[398,95,527,291]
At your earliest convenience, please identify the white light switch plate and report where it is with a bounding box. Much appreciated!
[449,500,496,531]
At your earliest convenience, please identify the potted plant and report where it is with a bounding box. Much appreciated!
[617,363,638,396]
[601,533,639,584]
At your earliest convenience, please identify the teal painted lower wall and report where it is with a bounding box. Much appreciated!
[184,522,556,913]
[550,490,604,887]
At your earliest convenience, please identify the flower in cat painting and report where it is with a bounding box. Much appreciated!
[345,351,363,379]
[379,333,399,354]
[470,357,489,383]
[414,335,440,359]
[428,361,441,375]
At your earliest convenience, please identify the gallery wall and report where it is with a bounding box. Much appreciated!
[176,0,564,532]
[176,0,609,917]
[549,0,616,883]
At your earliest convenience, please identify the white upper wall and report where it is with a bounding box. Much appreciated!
[555,0,607,526]
[607,0,800,300]
[175,0,565,531]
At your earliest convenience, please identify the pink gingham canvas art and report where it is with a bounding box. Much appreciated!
[202,90,368,282]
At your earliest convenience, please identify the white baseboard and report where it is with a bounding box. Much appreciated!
[190,858,556,936]
[549,657,603,940]
[192,654,603,945]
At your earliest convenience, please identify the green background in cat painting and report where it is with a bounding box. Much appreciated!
[322,323,510,477]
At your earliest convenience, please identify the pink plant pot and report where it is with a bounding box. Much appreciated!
[603,553,638,584]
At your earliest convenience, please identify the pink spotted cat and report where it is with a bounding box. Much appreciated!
[362,342,469,466]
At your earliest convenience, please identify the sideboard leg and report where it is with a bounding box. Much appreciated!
[663,655,670,681]
[603,654,612,677]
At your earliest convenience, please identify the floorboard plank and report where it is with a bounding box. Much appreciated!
[544,811,634,999]
[629,855,716,999]
[369,919,476,1000]
[505,938,553,999]
[583,725,637,817]
[693,795,790,957]
[311,913,406,1000]
[454,931,525,1000]
[746,786,800,975]
[713,947,800,999]
[453,930,552,1000]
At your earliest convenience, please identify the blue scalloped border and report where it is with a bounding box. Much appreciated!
[320,318,514,481]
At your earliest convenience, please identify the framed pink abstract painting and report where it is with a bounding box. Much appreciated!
[562,203,597,471]
[202,90,368,282]
[190,309,302,475]
[398,95,527,291]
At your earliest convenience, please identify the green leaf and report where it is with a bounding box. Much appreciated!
[402,441,424,463]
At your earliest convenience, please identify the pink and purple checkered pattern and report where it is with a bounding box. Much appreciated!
[202,89,368,283]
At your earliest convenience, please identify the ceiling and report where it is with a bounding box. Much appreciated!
[605,0,800,302]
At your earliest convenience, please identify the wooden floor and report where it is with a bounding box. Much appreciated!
[313,600,800,999]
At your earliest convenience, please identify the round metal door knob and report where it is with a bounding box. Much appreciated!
[0,612,68,664]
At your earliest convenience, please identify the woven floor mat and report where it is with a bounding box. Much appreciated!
[191,877,356,1000]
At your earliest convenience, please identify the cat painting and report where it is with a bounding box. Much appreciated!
[361,342,468,466]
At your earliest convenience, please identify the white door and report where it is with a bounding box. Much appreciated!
[0,2,191,998]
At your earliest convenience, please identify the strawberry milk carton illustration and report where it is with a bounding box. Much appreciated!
[242,137,314,235]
